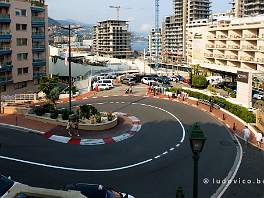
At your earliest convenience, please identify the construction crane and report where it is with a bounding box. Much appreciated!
[109,5,121,20]
[155,0,160,69]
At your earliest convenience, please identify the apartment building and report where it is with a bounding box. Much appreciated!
[148,28,161,60]
[234,0,264,17]
[161,0,211,64]
[0,0,48,95]
[93,20,132,59]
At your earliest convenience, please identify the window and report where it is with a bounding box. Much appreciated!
[0,85,6,92]
[23,67,28,74]
[16,24,27,31]
[15,9,27,17]
[17,38,27,46]
[17,53,28,61]
[15,82,27,90]
[17,68,23,75]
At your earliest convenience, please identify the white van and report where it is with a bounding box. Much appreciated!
[93,79,113,89]
[206,76,224,85]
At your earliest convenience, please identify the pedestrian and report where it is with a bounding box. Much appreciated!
[74,120,80,137]
[129,84,133,94]
[242,126,250,148]
[255,132,263,150]
[66,119,72,137]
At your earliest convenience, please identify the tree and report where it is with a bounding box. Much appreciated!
[192,75,208,88]
[46,87,60,105]
[39,76,59,96]
[192,64,201,76]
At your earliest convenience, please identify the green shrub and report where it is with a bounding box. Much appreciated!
[95,113,102,123]
[50,110,59,119]
[107,112,114,121]
[182,89,255,123]
[80,105,98,119]
[192,75,208,88]
[61,109,73,120]
[43,103,55,113]
[34,106,45,116]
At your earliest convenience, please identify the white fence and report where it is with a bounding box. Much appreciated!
[2,94,38,104]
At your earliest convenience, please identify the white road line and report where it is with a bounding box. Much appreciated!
[49,135,71,144]
[176,144,180,147]
[103,96,109,98]
[170,148,175,151]
[0,155,153,172]
[154,155,161,159]
[162,151,168,155]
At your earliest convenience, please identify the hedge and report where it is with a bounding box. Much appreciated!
[166,88,256,123]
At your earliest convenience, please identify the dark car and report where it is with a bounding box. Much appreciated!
[63,183,134,198]
[156,76,171,85]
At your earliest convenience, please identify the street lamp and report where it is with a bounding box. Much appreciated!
[189,123,207,198]
[60,25,82,113]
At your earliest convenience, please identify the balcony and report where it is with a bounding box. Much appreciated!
[32,44,45,52]
[244,34,257,39]
[204,53,213,58]
[0,76,12,84]
[32,32,45,40]
[0,61,12,72]
[33,59,46,67]
[32,17,45,27]
[0,30,11,41]
[214,54,225,59]
[225,55,238,60]
[227,45,240,50]
[0,14,11,23]
[31,0,45,12]
[241,45,257,51]
[33,72,45,80]
[228,35,241,40]
[206,44,215,49]
[0,47,11,55]
[256,58,264,64]
[259,46,264,51]
[240,56,254,62]
[216,35,227,40]
[215,44,226,49]
[0,0,10,7]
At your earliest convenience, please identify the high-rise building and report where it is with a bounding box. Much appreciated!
[162,0,211,64]
[234,0,264,17]
[148,28,161,59]
[0,0,48,95]
[93,20,132,59]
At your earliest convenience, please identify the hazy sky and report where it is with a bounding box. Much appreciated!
[46,0,231,32]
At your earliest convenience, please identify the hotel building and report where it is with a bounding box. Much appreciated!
[0,0,48,95]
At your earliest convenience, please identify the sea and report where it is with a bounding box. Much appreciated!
[132,40,148,51]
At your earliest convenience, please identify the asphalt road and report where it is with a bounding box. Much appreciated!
[0,96,238,198]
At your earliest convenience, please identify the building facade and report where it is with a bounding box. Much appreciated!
[234,0,264,17]
[161,0,211,64]
[148,28,161,60]
[93,20,132,59]
[0,0,48,95]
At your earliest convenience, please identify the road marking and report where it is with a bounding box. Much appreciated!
[49,135,71,144]
[154,155,161,159]
[162,151,168,155]
[170,148,175,151]
[0,155,153,172]
[176,144,180,147]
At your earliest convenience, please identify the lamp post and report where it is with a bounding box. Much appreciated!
[60,25,82,113]
[189,123,207,198]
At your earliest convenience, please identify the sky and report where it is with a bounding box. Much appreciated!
[46,0,231,32]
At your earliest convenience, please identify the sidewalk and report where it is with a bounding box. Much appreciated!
[147,92,264,151]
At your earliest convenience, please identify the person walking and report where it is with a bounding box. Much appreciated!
[66,119,72,137]
[255,132,263,150]
[242,126,250,148]
[74,120,80,137]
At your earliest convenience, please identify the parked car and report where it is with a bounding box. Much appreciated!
[141,77,156,85]
[253,93,264,100]
[122,77,136,85]
[63,183,135,198]
[93,79,113,89]
[93,83,110,91]
[168,76,179,82]
[156,76,171,85]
